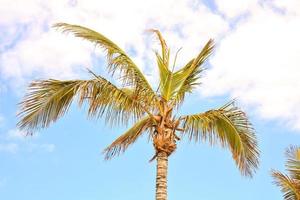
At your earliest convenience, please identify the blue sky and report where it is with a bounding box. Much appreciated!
[0,0,300,199]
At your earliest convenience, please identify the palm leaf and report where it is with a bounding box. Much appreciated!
[53,23,157,107]
[18,79,84,132]
[155,51,175,100]
[272,171,300,200]
[148,29,170,68]
[18,76,149,132]
[79,76,149,126]
[181,100,259,177]
[286,146,300,181]
[148,29,174,101]
[172,39,214,105]
[103,116,153,159]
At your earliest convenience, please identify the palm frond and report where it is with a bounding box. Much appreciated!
[148,29,169,68]
[103,116,153,160]
[286,146,300,181]
[17,79,84,132]
[155,51,175,101]
[172,39,214,105]
[18,77,149,132]
[181,100,259,177]
[79,76,149,126]
[148,29,174,101]
[272,171,300,200]
[53,23,157,107]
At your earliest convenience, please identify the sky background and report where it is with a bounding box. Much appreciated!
[0,0,300,199]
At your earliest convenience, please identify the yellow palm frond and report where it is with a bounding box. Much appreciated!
[155,51,175,100]
[53,23,157,106]
[181,100,259,177]
[79,76,150,126]
[148,29,170,68]
[103,116,153,160]
[148,29,174,101]
[18,77,150,132]
[18,79,85,132]
[272,171,300,200]
[172,39,214,105]
[272,146,300,200]
[286,146,300,181]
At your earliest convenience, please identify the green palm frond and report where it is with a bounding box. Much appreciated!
[172,39,214,105]
[53,23,157,107]
[272,146,300,200]
[148,32,214,102]
[272,171,300,200]
[286,146,300,181]
[148,29,174,101]
[155,51,174,101]
[18,79,84,132]
[103,116,153,160]
[181,100,259,177]
[148,29,170,68]
[79,76,150,125]
[18,77,150,132]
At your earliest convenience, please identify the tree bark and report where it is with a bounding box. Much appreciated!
[155,151,168,200]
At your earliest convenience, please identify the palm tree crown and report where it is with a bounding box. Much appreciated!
[272,146,300,200]
[18,23,260,200]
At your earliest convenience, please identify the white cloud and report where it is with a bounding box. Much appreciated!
[273,0,300,15]
[201,2,300,130]
[0,29,94,90]
[0,128,55,153]
[0,0,228,90]
[0,0,300,131]
[0,143,18,153]
[6,129,26,140]
[215,0,259,18]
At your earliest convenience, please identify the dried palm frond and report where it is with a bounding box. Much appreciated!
[18,76,151,132]
[53,23,157,108]
[172,39,214,106]
[181,100,259,177]
[272,171,300,200]
[103,116,153,159]
[272,146,300,200]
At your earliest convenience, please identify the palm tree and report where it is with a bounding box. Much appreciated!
[17,23,260,200]
[272,146,300,200]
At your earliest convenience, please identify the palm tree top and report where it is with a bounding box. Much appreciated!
[17,23,259,177]
[272,146,300,200]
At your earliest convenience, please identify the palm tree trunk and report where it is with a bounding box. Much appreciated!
[155,151,168,200]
